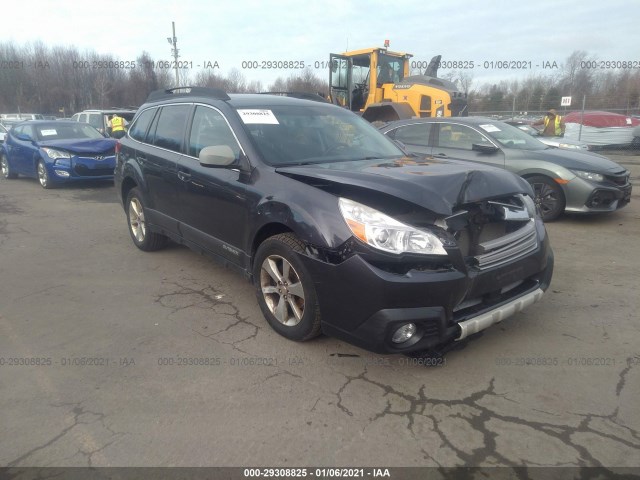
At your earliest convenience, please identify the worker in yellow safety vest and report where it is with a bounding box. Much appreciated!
[533,109,565,137]
[109,114,126,139]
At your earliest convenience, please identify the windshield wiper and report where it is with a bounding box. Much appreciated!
[276,155,403,167]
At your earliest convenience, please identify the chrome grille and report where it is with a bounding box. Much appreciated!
[474,219,538,270]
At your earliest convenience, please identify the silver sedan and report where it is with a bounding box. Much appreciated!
[380,117,631,221]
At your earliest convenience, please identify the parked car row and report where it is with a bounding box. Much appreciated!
[0,89,633,357]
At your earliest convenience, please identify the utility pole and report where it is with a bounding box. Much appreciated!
[167,22,180,87]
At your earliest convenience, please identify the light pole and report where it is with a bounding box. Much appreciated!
[167,22,180,87]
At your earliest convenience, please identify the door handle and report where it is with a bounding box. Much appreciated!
[177,171,192,182]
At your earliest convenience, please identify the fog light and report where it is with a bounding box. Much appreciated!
[391,323,416,344]
[54,170,70,177]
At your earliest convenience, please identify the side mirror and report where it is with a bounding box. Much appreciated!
[472,143,499,154]
[199,145,236,167]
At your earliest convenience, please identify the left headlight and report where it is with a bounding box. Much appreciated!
[41,147,71,160]
[571,169,604,183]
[338,197,448,256]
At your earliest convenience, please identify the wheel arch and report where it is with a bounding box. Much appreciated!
[519,170,570,196]
[250,222,295,267]
[362,102,415,123]
[120,177,138,210]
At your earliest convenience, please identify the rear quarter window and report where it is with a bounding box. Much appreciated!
[129,108,157,142]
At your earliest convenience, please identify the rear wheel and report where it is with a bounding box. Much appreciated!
[125,187,168,251]
[527,175,565,221]
[1,154,17,179]
[254,233,322,341]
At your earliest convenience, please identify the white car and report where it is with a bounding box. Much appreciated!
[0,123,7,142]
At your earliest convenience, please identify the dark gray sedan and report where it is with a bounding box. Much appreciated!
[380,117,632,221]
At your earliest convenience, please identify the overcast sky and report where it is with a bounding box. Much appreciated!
[4,0,639,88]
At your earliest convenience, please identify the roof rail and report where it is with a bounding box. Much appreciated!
[146,87,230,103]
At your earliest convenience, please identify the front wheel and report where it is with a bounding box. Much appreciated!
[254,233,322,341]
[37,160,53,188]
[527,175,566,222]
[125,187,168,251]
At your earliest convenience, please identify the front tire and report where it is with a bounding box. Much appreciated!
[527,175,565,222]
[1,154,17,179]
[254,233,322,341]
[37,160,52,188]
[125,187,168,251]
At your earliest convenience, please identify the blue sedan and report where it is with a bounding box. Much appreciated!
[1,120,117,188]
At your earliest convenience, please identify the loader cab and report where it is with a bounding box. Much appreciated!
[329,46,468,123]
[329,48,410,113]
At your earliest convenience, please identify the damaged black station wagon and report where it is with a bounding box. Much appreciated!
[115,87,554,355]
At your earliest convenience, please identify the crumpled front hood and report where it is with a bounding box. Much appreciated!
[277,157,533,216]
[37,138,117,154]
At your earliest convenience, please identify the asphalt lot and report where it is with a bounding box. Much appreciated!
[1,152,639,470]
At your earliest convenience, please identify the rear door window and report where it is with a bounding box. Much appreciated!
[436,124,489,150]
[150,105,191,153]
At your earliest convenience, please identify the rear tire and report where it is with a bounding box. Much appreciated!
[527,175,565,222]
[254,233,322,341]
[1,153,17,179]
[125,187,168,251]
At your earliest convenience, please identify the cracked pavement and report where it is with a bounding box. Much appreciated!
[0,154,639,469]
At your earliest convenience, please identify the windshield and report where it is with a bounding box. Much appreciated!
[513,124,540,136]
[477,121,548,150]
[35,123,104,141]
[238,104,404,166]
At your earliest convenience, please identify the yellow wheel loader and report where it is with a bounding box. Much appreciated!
[329,47,468,122]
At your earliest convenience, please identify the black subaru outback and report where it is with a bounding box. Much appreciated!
[115,87,553,355]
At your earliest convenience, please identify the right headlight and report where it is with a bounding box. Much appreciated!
[571,169,604,183]
[338,197,448,256]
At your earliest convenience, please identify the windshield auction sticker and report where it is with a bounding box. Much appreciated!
[479,124,501,132]
[40,129,58,136]
[237,109,279,124]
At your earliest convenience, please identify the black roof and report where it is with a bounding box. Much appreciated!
[143,87,335,110]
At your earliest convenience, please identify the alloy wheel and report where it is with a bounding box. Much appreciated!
[37,162,49,187]
[532,181,559,218]
[260,255,306,326]
[128,197,146,243]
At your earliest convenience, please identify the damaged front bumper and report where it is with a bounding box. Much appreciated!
[298,227,554,354]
